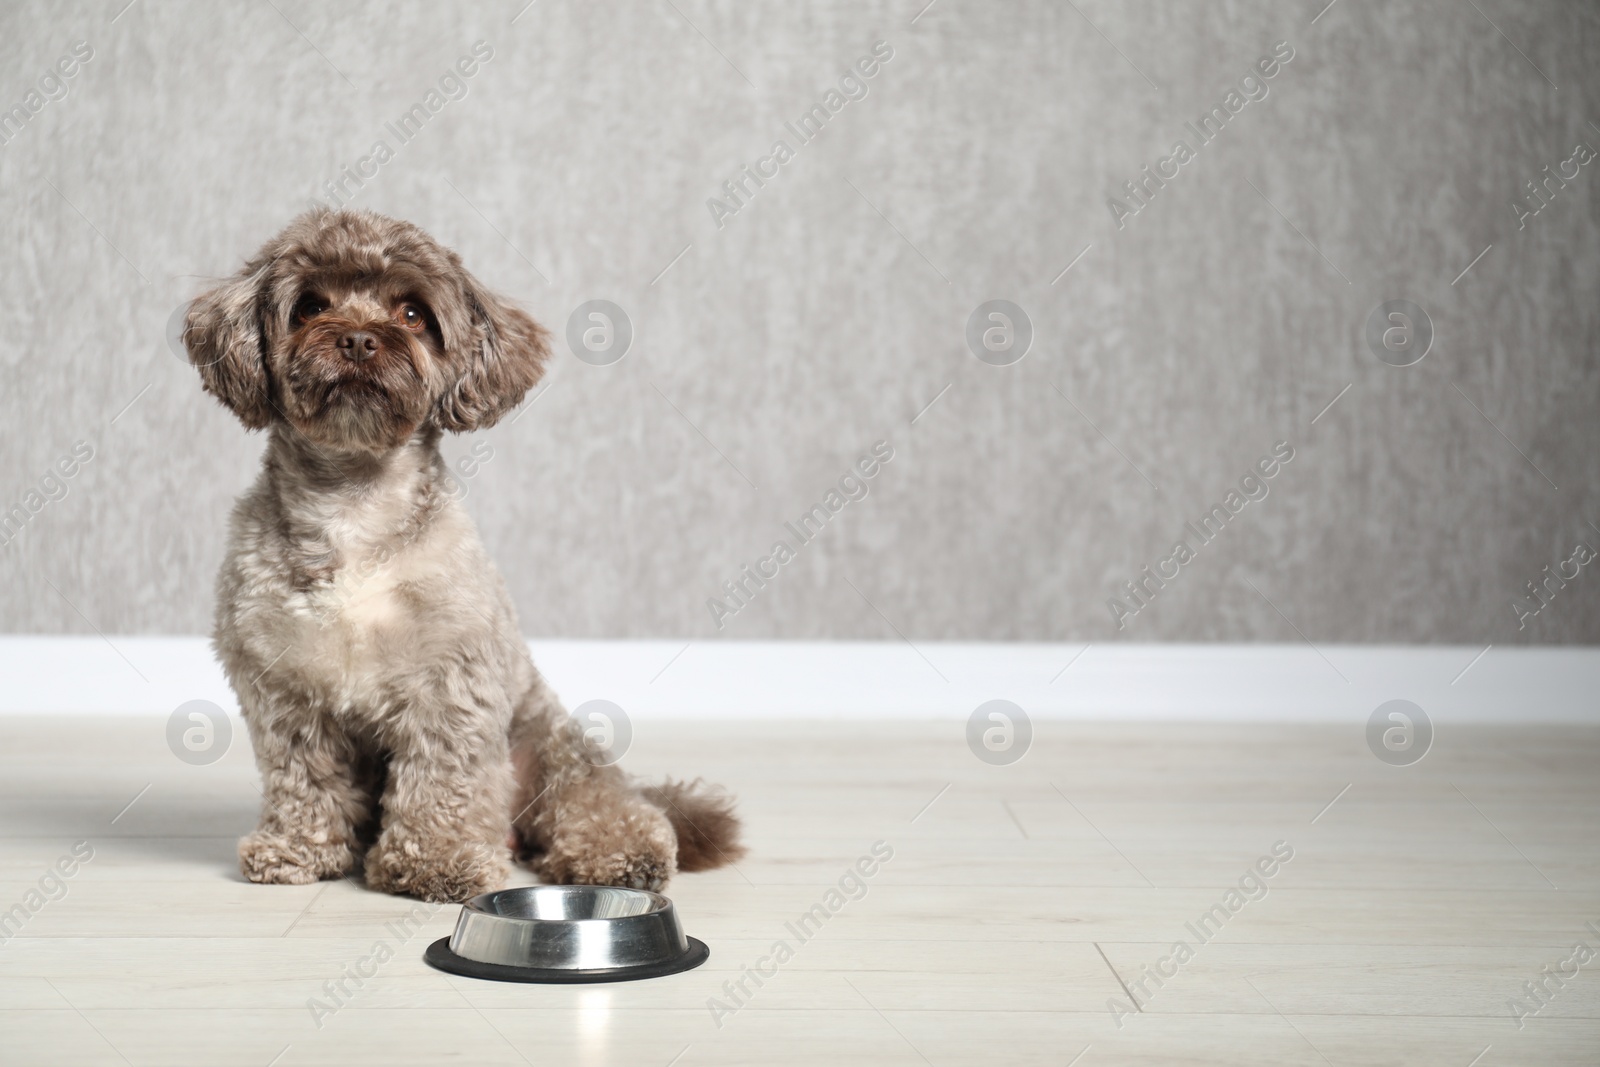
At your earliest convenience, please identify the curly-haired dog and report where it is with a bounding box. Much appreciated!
[184,208,743,903]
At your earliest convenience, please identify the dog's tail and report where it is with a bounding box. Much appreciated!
[638,779,747,872]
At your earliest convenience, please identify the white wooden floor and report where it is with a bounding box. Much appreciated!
[1,716,1596,1065]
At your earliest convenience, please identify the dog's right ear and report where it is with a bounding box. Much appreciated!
[185,263,274,429]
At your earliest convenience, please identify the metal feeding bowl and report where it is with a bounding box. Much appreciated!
[423,886,709,983]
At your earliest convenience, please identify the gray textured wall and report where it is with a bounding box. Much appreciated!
[1,0,1597,644]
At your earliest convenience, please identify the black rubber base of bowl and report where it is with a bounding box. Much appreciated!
[423,936,710,984]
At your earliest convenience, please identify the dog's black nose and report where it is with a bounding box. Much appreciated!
[336,331,379,362]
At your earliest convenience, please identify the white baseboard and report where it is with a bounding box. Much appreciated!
[0,637,1595,722]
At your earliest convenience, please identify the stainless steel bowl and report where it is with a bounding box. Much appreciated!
[423,886,709,983]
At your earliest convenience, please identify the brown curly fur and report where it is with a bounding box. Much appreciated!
[185,208,743,903]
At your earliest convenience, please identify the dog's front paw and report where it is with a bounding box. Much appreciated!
[239,830,356,885]
[536,808,679,891]
[365,830,508,903]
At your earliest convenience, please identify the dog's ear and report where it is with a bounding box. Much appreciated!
[185,263,274,430]
[434,270,550,433]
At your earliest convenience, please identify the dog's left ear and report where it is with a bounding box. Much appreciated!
[434,270,550,433]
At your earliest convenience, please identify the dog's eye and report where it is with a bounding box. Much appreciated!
[396,304,428,332]
[292,294,328,325]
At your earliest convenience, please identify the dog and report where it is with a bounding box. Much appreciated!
[183,208,742,903]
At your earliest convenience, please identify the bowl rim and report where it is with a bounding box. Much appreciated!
[461,884,673,922]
